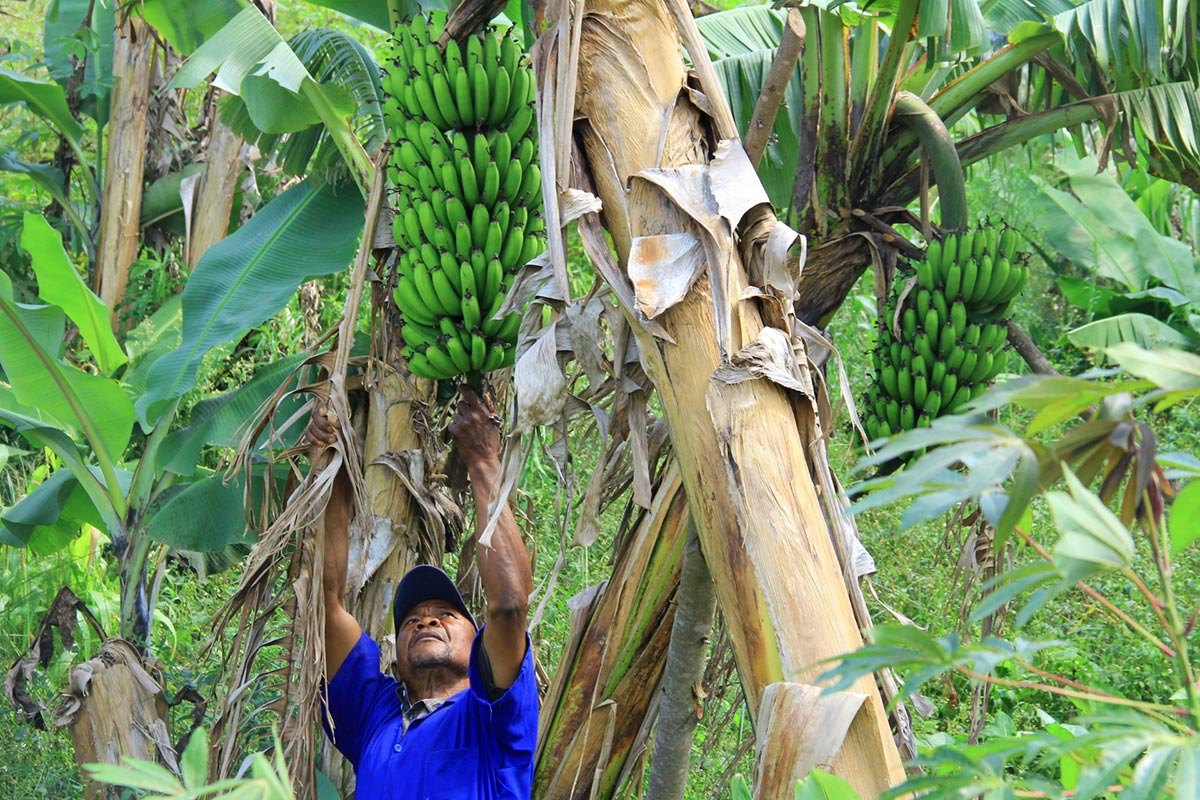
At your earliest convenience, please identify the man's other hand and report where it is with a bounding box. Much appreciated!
[448,386,500,470]
[306,400,340,448]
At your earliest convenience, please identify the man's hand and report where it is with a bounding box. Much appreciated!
[306,400,340,449]
[447,386,501,475]
[449,385,531,689]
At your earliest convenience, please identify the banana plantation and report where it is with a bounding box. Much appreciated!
[2,0,1200,798]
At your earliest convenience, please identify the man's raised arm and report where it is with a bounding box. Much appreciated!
[449,387,532,690]
[310,406,364,679]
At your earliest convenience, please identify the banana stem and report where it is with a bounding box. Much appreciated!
[891,91,968,232]
[882,99,1104,207]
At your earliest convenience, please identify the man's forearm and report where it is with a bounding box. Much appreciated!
[469,462,531,622]
[323,468,352,609]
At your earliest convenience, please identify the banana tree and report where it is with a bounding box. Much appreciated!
[695,0,1200,325]
[0,212,335,784]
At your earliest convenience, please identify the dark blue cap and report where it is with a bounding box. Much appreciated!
[392,564,477,632]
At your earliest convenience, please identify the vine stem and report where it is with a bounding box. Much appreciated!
[1013,525,1175,658]
[956,666,1184,717]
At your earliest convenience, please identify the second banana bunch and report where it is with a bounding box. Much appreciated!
[381,13,545,382]
[864,225,1030,443]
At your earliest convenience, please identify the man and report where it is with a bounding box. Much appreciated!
[313,386,536,799]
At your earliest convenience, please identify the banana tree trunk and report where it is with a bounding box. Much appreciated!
[534,464,689,799]
[62,639,169,800]
[562,1,905,793]
[186,91,243,268]
[93,13,154,320]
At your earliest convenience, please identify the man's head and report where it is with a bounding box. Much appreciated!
[392,566,477,686]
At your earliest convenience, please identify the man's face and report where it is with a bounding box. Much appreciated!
[393,599,475,683]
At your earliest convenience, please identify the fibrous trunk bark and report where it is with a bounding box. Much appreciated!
[534,464,689,799]
[61,639,169,800]
[93,14,154,320]
[186,91,243,268]
[565,1,905,793]
[645,520,716,800]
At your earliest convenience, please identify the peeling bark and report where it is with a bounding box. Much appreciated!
[186,90,243,268]
[561,0,906,792]
[94,15,154,321]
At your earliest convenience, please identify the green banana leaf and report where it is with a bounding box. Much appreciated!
[0,466,132,554]
[0,66,85,146]
[44,0,115,124]
[140,163,205,228]
[1032,154,1197,296]
[303,0,393,30]
[170,6,355,135]
[0,272,134,462]
[696,6,802,211]
[142,471,252,552]
[221,28,384,181]
[22,213,127,375]
[159,352,310,477]
[0,151,71,221]
[135,179,364,426]
[1067,313,1194,353]
[1105,342,1200,394]
[122,295,183,404]
[138,0,244,55]
[1058,154,1198,297]
[0,400,123,538]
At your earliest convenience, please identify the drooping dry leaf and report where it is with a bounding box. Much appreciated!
[628,232,707,319]
[712,326,814,397]
[514,321,569,434]
[561,188,603,222]
[709,139,770,230]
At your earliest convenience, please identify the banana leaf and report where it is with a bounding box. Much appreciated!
[135,179,363,426]
[1070,311,1190,350]
[0,66,85,146]
[159,352,311,476]
[1,467,132,554]
[0,272,134,462]
[43,0,115,124]
[142,471,252,552]
[21,213,127,376]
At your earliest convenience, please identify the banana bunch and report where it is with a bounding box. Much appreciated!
[379,13,544,382]
[864,225,1030,442]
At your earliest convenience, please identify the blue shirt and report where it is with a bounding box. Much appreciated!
[324,628,538,799]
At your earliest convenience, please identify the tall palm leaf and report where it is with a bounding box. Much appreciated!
[696,0,1200,323]
[221,29,386,183]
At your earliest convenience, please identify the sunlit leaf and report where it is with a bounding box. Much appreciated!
[179,717,208,789]
[1068,314,1195,353]
[1049,467,1134,580]
[1169,481,1200,556]
[794,769,861,800]
[21,213,127,375]
[1105,343,1200,393]
[85,759,184,794]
